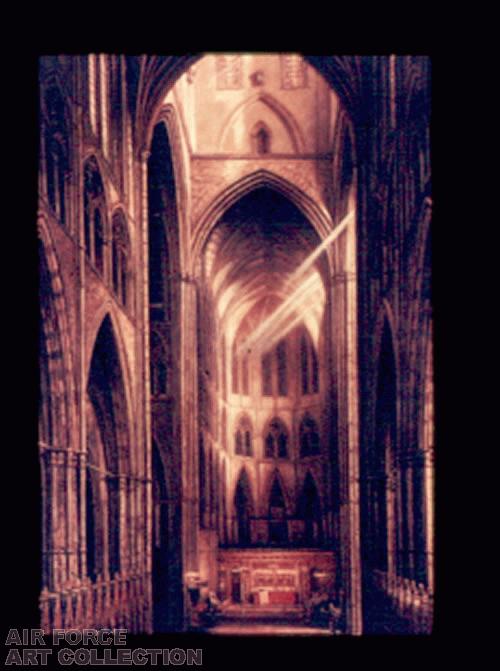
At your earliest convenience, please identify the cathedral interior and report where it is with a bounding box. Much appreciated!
[37,53,432,636]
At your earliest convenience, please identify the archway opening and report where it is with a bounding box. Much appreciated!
[86,315,130,580]
[234,469,254,547]
[148,119,183,631]
[361,316,397,632]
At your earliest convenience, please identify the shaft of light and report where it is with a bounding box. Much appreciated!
[286,210,354,288]
[250,278,323,355]
[237,273,320,356]
[252,298,320,358]
[237,211,354,356]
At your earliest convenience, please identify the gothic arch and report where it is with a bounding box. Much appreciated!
[233,467,255,546]
[132,55,360,155]
[85,307,135,470]
[232,410,253,433]
[110,207,132,310]
[299,412,321,458]
[365,313,398,576]
[297,471,324,546]
[82,151,112,218]
[373,299,399,380]
[262,416,289,459]
[218,91,306,153]
[262,468,292,517]
[86,315,133,578]
[148,105,188,269]
[191,169,335,277]
[86,314,132,474]
[331,109,357,221]
[233,413,253,456]
[251,120,272,155]
[40,81,72,230]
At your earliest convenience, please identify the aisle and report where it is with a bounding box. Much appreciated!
[203,619,333,636]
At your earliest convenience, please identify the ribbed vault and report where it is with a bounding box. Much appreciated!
[202,187,328,350]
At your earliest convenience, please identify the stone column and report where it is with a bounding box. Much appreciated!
[179,275,200,626]
[65,450,80,584]
[331,211,362,634]
[139,148,153,632]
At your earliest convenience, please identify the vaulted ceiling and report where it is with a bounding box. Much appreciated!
[202,187,328,350]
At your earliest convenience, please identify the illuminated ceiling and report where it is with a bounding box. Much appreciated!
[202,188,328,351]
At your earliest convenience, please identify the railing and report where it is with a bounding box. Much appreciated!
[39,573,151,634]
[372,569,433,634]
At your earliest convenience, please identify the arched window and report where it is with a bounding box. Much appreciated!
[150,331,168,396]
[251,122,271,155]
[261,340,290,397]
[300,330,319,395]
[235,415,253,456]
[83,157,108,277]
[268,475,288,545]
[298,473,323,547]
[87,315,130,579]
[43,86,69,228]
[112,210,130,308]
[234,469,253,546]
[299,414,320,457]
[264,418,289,459]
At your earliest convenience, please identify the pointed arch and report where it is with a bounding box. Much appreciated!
[136,55,360,157]
[233,468,254,546]
[268,471,289,545]
[111,208,131,310]
[251,120,272,155]
[299,412,321,457]
[86,314,132,577]
[41,83,71,228]
[85,307,134,464]
[263,417,289,459]
[218,92,305,154]
[191,169,334,276]
[298,471,324,547]
[83,155,109,277]
[263,467,291,515]
[370,315,397,573]
[234,413,253,456]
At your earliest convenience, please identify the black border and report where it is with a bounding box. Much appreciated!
[5,37,455,669]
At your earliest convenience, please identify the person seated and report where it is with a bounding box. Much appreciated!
[196,588,221,628]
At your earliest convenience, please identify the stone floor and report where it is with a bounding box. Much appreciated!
[204,620,333,636]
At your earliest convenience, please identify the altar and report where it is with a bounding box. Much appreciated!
[218,549,336,609]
